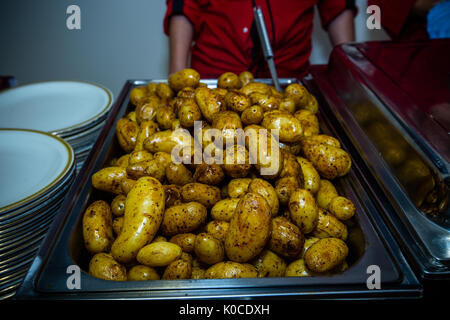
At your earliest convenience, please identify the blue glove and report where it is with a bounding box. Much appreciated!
[427,0,450,39]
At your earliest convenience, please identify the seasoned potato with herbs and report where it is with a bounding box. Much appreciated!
[194,162,225,185]
[163,259,192,280]
[294,109,319,137]
[205,220,229,242]
[116,118,139,153]
[304,238,349,273]
[211,111,243,146]
[223,145,252,178]
[239,71,254,87]
[82,200,114,254]
[166,162,194,186]
[252,250,287,277]
[134,120,159,151]
[129,86,148,106]
[210,198,240,222]
[285,259,312,277]
[127,265,160,281]
[285,83,309,108]
[177,98,203,128]
[248,178,279,217]
[275,176,300,206]
[227,178,252,198]
[241,105,264,125]
[289,189,319,234]
[328,196,356,221]
[161,201,207,236]
[204,261,258,279]
[296,157,321,194]
[261,110,303,143]
[195,87,226,122]
[91,166,127,195]
[181,183,222,208]
[169,233,196,253]
[302,139,352,180]
[168,68,200,92]
[224,90,251,113]
[135,96,160,124]
[89,253,127,281]
[144,129,194,158]
[194,232,225,265]
[241,82,271,96]
[312,209,348,240]
[156,83,174,100]
[136,241,183,267]
[156,105,176,130]
[268,216,304,259]
[218,72,241,90]
[128,150,153,165]
[225,192,272,262]
[112,216,124,236]
[111,194,126,216]
[110,177,165,264]
[316,179,339,209]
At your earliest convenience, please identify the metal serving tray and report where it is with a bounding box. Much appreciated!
[309,43,450,279]
[15,79,420,300]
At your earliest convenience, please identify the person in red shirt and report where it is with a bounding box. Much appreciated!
[368,0,443,41]
[164,0,356,78]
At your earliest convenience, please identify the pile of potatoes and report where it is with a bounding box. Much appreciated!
[84,69,356,281]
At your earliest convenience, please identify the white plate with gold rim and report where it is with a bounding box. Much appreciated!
[0,81,113,136]
[0,129,74,214]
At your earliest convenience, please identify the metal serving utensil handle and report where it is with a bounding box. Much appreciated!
[253,6,281,92]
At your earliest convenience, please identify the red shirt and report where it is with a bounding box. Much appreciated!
[368,0,429,41]
[164,0,354,78]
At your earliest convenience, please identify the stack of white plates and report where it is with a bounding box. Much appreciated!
[0,129,75,299]
[0,80,113,172]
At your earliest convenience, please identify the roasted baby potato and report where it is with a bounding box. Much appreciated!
[89,253,127,281]
[116,117,139,153]
[210,198,240,222]
[289,188,319,234]
[194,162,225,185]
[252,250,287,277]
[180,183,222,208]
[110,177,165,264]
[166,162,194,186]
[294,109,319,137]
[304,238,349,273]
[161,202,207,236]
[144,129,194,159]
[241,105,264,125]
[205,220,229,242]
[194,232,225,265]
[296,157,321,194]
[177,98,203,128]
[275,176,300,206]
[224,90,251,113]
[195,87,226,123]
[238,71,254,87]
[316,179,339,209]
[218,72,241,89]
[261,110,303,143]
[227,178,252,198]
[223,145,252,178]
[168,68,200,92]
[82,200,114,254]
[91,166,127,195]
[162,259,192,280]
[137,241,183,267]
[285,259,312,277]
[285,83,309,108]
[248,178,279,217]
[169,233,196,253]
[127,265,160,281]
[204,261,258,279]
[312,209,348,241]
[111,194,126,216]
[328,196,356,221]
[268,216,304,259]
[129,86,148,106]
[224,192,272,262]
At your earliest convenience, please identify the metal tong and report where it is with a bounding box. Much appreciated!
[253,5,281,92]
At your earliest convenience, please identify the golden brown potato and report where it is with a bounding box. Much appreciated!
[168,68,200,92]
[268,216,304,259]
[316,179,339,210]
[312,209,348,241]
[162,259,192,280]
[114,154,130,168]
[275,176,300,206]
[304,238,349,273]
[163,184,182,208]
[204,261,258,279]
[224,90,251,113]
[134,120,159,151]
[289,189,319,234]
[248,178,279,217]
[294,109,320,137]
[116,118,139,153]
[161,202,207,236]
[126,159,162,181]
[261,111,303,143]
[241,105,264,125]
[279,151,303,183]
[239,71,254,87]
[279,97,296,114]
[127,265,160,281]
[82,200,114,254]
[146,82,158,96]
[177,98,203,128]
[156,105,176,130]
[302,237,320,257]
[279,141,302,155]
[244,125,284,179]
[111,194,126,216]
[305,134,341,148]
[296,157,320,194]
[194,232,225,265]
[169,233,196,253]
[152,235,168,243]
[328,196,356,221]
[91,166,127,195]
[195,87,226,122]
[285,259,312,277]
[210,198,240,222]
[226,178,250,198]
[120,178,136,195]
[136,241,183,267]
[252,250,287,277]
[166,162,194,186]
[135,96,160,124]
[112,216,123,236]
[302,140,351,180]
[129,86,148,106]
[211,111,243,146]
[128,150,153,165]
[255,95,280,112]
[156,83,174,100]
[194,162,225,185]
[191,266,206,279]
[241,82,271,96]
[127,111,137,122]
[89,253,127,281]
[285,83,309,108]
[110,177,165,264]
[180,183,222,208]
[144,129,194,159]
[223,145,252,178]
[218,72,241,90]
[205,220,229,242]
[225,192,272,262]
[304,94,318,114]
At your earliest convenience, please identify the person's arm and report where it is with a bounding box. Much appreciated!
[169,15,194,74]
[327,9,355,46]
